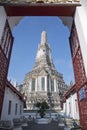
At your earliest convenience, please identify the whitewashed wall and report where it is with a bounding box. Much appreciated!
[74,0,87,78]
[1,86,24,125]
[0,7,7,41]
[63,93,79,120]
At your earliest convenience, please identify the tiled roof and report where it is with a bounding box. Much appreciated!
[62,84,76,102]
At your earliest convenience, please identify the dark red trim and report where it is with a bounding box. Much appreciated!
[4,4,80,16]
[63,84,76,102]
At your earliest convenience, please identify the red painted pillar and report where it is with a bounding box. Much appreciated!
[0,19,14,118]
[70,22,87,130]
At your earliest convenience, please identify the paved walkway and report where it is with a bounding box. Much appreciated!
[22,120,64,130]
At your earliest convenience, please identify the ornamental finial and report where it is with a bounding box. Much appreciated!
[41,31,47,44]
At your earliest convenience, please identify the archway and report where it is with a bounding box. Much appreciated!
[0,1,87,129]
[8,16,74,85]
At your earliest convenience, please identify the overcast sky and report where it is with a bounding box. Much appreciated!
[8,16,75,85]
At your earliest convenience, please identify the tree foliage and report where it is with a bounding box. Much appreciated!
[36,101,49,118]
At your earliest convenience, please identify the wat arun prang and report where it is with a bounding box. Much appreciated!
[20,31,68,111]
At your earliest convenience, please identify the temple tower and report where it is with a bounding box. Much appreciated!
[20,31,68,111]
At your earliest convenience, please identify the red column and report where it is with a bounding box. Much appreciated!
[70,22,87,130]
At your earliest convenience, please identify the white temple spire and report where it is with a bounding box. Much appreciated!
[41,31,47,44]
[21,30,68,111]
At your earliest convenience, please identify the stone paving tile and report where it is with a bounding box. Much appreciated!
[22,121,64,130]
[13,127,22,130]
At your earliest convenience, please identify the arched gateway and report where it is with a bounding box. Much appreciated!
[0,0,87,129]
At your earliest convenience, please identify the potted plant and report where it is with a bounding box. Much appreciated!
[36,101,49,118]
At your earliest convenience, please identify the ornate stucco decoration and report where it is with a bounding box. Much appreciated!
[0,0,80,4]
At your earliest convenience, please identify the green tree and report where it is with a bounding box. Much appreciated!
[36,101,49,118]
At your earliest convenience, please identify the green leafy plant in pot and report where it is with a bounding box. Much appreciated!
[36,101,49,118]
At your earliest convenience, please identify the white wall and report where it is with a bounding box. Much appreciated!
[8,16,23,31]
[0,7,7,42]
[1,86,24,125]
[74,2,87,78]
[63,93,79,120]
